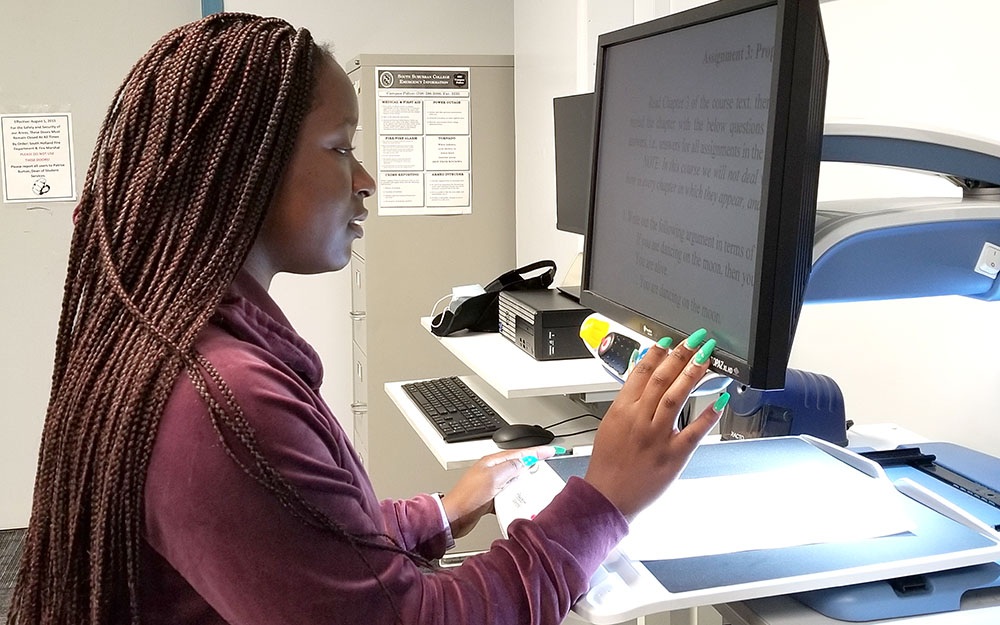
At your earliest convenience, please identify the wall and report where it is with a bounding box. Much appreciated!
[226,0,516,453]
[4,0,997,533]
[791,0,1000,456]
[0,0,200,530]
[223,1,517,552]
[513,0,1000,457]
[0,0,515,532]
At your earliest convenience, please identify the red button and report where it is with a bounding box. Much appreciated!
[599,334,613,354]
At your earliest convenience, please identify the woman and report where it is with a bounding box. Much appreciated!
[10,13,724,625]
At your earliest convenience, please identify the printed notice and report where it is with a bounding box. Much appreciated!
[376,67,472,215]
[426,171,470,207]
[1,114,77,203]
[425,135,470,170]
[379,172,424,208]
[378,135,423,171]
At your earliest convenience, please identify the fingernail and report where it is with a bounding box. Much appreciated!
[554,446,567,455]
[657,336,672,349]
[713,392,731,412]
[521,456,538,467]
[630,348,639,366]
[694,338,716,364]
[685,328,708,349]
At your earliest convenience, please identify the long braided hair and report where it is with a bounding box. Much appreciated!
[9,13,426,625]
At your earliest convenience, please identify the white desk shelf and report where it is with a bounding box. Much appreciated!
[420,317,621,399]
[386,375,599,470]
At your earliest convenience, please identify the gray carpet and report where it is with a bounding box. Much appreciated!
[0,529,26,625]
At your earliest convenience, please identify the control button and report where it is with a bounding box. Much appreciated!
[580,317,610,349]
[599,333,614,355]
[974,242,1000,279]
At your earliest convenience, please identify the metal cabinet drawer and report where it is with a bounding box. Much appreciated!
[352,342,367,406]
[350,253,367,354]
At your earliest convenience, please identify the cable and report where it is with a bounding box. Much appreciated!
[544,413,600,430]
[554,427,599,437]
[542,413,601,439]
[428,293,453,328]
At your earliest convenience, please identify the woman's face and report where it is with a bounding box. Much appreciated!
[251,57,375,277]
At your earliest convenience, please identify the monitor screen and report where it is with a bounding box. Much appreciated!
[581,0,828,389]
[554,92,595,236]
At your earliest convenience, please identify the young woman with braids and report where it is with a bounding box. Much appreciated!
[10,12,725,625]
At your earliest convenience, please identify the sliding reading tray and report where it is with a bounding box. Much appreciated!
[494,436,1000,624]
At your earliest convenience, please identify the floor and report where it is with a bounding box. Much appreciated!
[0,529,26,625]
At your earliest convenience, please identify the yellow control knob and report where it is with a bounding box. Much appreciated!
[579,316,610,349]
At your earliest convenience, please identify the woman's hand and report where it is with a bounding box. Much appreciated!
[584,332,726,521]
[442,446,556,538]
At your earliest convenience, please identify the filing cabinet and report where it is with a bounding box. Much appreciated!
[346,54,516,500]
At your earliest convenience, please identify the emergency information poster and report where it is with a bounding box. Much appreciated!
[375,67,472,216]
[1,113,77,203]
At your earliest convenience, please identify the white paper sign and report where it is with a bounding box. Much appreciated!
[425,171,471,209]
[1,113,77,203]
[424,99,470,134]
[378,135,424,171]
[377,99,423,135]
[425,135,470,171]
[375,67,472,216]
[378,171,424,208]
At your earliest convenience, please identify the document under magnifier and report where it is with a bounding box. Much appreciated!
[493,436,1000,624]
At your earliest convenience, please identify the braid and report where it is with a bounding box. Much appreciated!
[10,14,424,625]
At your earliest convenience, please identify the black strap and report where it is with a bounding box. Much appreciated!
[484,260,556,292]
[430,260,557,336]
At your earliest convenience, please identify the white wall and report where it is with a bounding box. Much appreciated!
[4,0,998,531]
[792,0,1000,456]
[513,0,1000,456]
[512,0,586,288]
[226,0,516,441]
[0,0,514,530]
[0,1,200,530]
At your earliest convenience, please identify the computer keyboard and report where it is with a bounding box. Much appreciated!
[402,376,508,443]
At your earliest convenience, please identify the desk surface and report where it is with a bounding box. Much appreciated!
[490,434,1000,624]
[718,425,1000,625]
[419,317,621,399]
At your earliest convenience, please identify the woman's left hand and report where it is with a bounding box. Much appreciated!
[442,446,557,539]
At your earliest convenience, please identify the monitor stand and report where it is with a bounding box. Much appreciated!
[557,284,580,302]
[557,251,584,302]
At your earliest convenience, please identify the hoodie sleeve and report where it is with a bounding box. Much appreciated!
[145,348,629,625]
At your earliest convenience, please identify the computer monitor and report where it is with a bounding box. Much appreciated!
[554,92,595,236]
[581,0,828,390]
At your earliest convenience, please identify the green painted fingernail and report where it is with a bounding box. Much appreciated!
[657,336,672,349]
[685,328,708,349]
[713,392,731,412]
[630,348,639,365]
[521,456,538,467]
[694,338,716,364]
[554,446,567,455]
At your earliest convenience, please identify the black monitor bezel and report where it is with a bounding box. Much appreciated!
[580,0,827,389]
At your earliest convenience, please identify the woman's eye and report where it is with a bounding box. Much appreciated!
[333,147,355,156]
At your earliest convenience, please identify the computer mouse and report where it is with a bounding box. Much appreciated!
[492,423,555,449]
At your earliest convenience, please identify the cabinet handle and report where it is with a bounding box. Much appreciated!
[349,311,366,320]
[351,402,368,413]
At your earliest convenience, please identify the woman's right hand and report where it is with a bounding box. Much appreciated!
[584,332,725,521]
